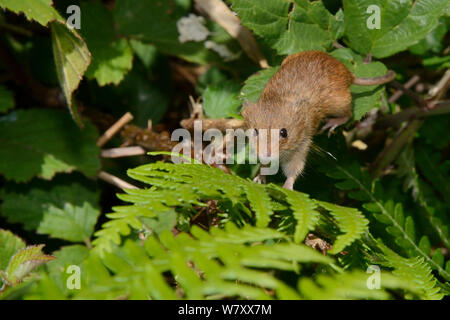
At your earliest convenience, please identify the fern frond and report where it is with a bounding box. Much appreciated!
[396,146,450,250]
[298,271,390,300]
[93,162,370,259]
[375,242,444,300]
[316,201,369,254]
[83,224,336,299]
[323,161,450,281]
[267,184,320,243]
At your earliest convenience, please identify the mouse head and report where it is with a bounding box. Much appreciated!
[241,100,310,162]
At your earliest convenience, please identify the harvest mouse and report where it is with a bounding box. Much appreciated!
[242,50,395,190]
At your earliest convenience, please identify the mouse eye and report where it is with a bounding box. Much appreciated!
[254,128,258,136]
[280,128,287,138]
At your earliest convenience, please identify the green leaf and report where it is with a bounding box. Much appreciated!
[0,85,14,113]
[51,21,91,126]
[5,245,54,285]
[316,202,369,254]
[243,184,273,228]
[409,17,448,55]
[377,242,443,300]
[418,236,431,256]
[141,209,177,235]
[0,230,26,271]
[343,0,449,58]
[240,67,279,103]
[80,1,133,86]
[432,249,444,268]
[1,179,101,243]
[231,0,342,55]
[116,67,170,125]
[270,185,320,243]
[113,0,233,65]
[0,0,60,26]
[203,81,241,118]
[46,245,89,296]
[331,48,388,120]
[0,109,100,182]
[129,40,158,69]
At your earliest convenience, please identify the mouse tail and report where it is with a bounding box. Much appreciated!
[353,70,396,86]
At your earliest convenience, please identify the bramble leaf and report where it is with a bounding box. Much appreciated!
[0,0,60,26]
[0,109,100,182]
[343,0,449,58]
[80,1,133,86]
[5,245,54,285]
[0,230,26,271]
[1,179,101,243]
[51,22,91,126]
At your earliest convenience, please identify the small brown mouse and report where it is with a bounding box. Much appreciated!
[242,50,395,190]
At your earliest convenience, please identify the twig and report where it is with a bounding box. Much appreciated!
[370,72,448,178]
[120,124,178,151]
[389,81,428,108]
[101,146,147,158]
[194,0,269,68]
[98,171,138,190]
[180,118,244,131]
[388,75,420,104]
[376,100,450,128]
[370,119,423,179]
[189,95,204,119]
[97,112,134,147]
[427,69,450,100]
[333,41,345,49]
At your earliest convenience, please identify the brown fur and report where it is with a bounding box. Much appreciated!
[241,51,355,188]
[242,51,353,154]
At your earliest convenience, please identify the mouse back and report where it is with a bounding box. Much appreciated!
[259,51,354,131]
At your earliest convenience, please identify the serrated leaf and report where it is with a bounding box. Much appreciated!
[51,21,91,126]
[316,202,369,254]
[203,81,241,118]
[0,85,14,113]
[80,1,133,86]
[243,184,273,228]
[46,245,89,295]
[343,0,448,58]
[0,0,60,26]
[129,40,158,69]
[0,230,26,270]
[5,245,54,285]
[405,216,416,243]
[432,249,444,268]
[418,236,431,256]
[1,179,101,243]
[0,109,100,182]
[240,67,279,103]
[140,209,177,235]
[231,0,342,55]
[274,186,320,243]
